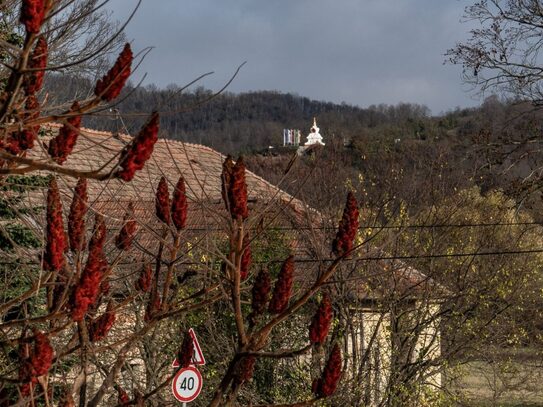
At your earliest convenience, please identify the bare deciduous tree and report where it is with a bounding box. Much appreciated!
[447,0,543,105]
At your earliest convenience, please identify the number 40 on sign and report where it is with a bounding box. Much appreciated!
[172,366,203,403]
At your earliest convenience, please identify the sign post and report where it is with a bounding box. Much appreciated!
[172,328,205,404]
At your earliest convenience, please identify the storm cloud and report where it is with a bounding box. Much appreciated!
[105,0,478,114]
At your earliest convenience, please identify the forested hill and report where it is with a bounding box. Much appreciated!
[45,74,430,154]
[45,75,543,216]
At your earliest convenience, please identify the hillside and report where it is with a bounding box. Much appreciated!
[44,75,543,216]
[45,74,430,153]
[244,97,543,219]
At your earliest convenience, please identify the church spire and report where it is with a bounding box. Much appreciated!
[305,117,324,146]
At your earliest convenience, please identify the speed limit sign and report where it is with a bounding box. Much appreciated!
[172,366,203,403]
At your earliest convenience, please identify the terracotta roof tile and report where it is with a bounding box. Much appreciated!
[26,125,307,209]
[21,125,322,260]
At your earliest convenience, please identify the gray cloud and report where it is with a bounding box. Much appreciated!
[105,0,479,114]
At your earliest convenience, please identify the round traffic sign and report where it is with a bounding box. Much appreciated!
[172,366,203,402]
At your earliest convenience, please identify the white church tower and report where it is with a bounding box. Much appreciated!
[305,117,325,146]
[297,117,325,155]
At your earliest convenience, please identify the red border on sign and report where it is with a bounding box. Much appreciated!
[171,328,206,367]
[171,366,203,402]
[189,328,206,365]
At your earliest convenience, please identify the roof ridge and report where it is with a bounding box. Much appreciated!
[72,124,292,195]
[71,124,232,155]
[44,122,309,212]
[159,137,227,155]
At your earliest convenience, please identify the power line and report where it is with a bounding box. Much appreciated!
[224,248,543,264]
[355,221,542,230]
[288,248,543,263]
[4,179,542,231]
[3,248,543,266]
[180,220,543,232]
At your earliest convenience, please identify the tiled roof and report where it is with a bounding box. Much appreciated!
[36,124,306,208]
[23,125,324,259]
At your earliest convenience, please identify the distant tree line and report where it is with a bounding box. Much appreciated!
[44,74,431,153]
[44,74,543,219]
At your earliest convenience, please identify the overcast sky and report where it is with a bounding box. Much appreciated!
[104,0,479,115]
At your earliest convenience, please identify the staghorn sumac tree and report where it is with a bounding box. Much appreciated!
[0,5,363,403]
[0,0,158,181]
[0,146,363,406]
[0,0,128,86]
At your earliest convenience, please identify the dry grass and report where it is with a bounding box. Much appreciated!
[450,354,543,407]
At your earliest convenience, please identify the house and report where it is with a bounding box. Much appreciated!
[12,125,443,405]
[340,259,444,406]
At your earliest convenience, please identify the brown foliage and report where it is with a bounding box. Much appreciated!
[155,176,171,225]
[309,293,332,345]
[43,178,65,272]
[314,344,342,398]
[20,0,46,34]
[269,255,294,314]
[332,191,359,257]
[172,176,188,230]
[68,178,88,252]
[177,331,194,369]
[70,215,107,321]
[48,101,82,164]
[250,268,271,326]
[24,36,47,95]
[94,43,132,102]
[116,112,160,182]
